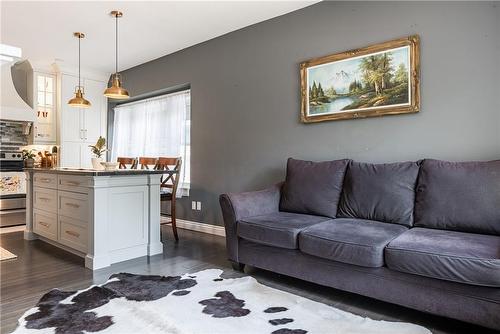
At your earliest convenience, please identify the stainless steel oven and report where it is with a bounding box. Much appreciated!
[0,151,26,227]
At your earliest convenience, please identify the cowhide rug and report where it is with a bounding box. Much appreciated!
[14,269,431,334]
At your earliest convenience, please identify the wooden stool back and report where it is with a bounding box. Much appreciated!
[155,157,182,241]
[117,157,137,169]
[155,157,182,193]
[138,157,157,169]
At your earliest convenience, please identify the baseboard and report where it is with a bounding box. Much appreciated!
[0,225,25,234]
[176,219,226,237]
[2,221,226,237]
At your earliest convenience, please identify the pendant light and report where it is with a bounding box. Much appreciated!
[68,32,91,108]
[104,10,130,99]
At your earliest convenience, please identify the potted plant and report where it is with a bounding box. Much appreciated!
[89,136,108,170]
[22,149,36,168]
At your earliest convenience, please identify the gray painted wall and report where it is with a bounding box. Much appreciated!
[115,1,500,226]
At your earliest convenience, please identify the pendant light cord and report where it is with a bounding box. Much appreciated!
[78,35,81,88]
[115,13,118,75]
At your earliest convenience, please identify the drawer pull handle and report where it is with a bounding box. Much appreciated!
[65,181,80,186]
[38,197,51,201]
[65,230,80,238]
[65,202,80,208]
[39,178,52,182]
[39,221,49,227]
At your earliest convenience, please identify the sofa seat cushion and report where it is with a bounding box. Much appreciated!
[338,161,420,227]
[237,212,332,249]
[386,228,500,287]
[299,218,408,267]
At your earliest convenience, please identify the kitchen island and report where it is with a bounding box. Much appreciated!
[24,168,166,270]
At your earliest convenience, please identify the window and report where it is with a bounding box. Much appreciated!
[111,90,190,196]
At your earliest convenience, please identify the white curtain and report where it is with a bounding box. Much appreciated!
[111,90,190,197]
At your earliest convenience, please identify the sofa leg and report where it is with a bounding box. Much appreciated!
[231,261,245,272]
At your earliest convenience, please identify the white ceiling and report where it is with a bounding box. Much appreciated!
[1,1,316,74]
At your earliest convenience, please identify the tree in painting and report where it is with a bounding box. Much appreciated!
[307,46,410,115]
[309,81,330,104]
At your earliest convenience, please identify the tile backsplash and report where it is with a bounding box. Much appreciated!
[0,120,30,150]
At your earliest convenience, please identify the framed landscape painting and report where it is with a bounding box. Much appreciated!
[300,35,420,123]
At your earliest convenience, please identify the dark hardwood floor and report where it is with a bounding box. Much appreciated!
[1,226,498,334]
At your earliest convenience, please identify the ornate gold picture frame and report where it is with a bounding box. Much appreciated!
[300,35,420,123]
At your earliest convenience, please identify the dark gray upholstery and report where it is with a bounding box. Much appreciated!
[220,183,281,262]
[386,228,500,287]
[220,158,500,330]
[238,239,500,330]
[280,158,350,218]
[338,161,420,227]
[299,218,407,267]
[238,212,331,249]
[414,159,500,235]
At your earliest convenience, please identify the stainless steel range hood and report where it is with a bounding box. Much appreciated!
[0,44,36,122]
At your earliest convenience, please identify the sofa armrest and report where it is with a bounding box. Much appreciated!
[219,183,282,262]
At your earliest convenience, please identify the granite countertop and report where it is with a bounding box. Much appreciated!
[25,167,169,176]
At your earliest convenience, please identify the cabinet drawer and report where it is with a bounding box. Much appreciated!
[33,173,58,189]
[59,218,87,253]
[58,175,89,194]
[58,191,88,221]
[33,209,57,241]
[33,187,57,213]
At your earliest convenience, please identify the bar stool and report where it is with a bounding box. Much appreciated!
[138,157,158,169]
[117,157,137,169]
[155,157,182,241]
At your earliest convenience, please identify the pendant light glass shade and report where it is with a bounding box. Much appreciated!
[104,11,129,99]
[68,32,91,108]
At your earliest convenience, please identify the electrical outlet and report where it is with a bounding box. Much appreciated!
[196,201,202,211]
[191,201,197,210]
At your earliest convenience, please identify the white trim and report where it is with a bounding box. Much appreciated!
[115,89,190,108]
[0,43,22,59]
[175,219,225,237]
[0,225,25,234]
[52,61,110,82]
[0,219,226,237]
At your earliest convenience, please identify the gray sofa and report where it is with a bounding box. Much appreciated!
[220,158,500,330]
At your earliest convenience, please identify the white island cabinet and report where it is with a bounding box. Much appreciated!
[24,168,165,270]
[58,73,107,168]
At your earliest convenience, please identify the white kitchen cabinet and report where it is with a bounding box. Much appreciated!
[25,170,163,270]
[59,142,96,169]
[60,74,82,143]
[29,172,90,252]
[83,78,106,142]
[59,73,107,168]
[61,142,94,168]
[32,72,57,144]
[80,143,93,168]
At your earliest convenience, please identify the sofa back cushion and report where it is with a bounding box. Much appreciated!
[414,159,500,235]
[338,161,420,227]
[280,158,350,218]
